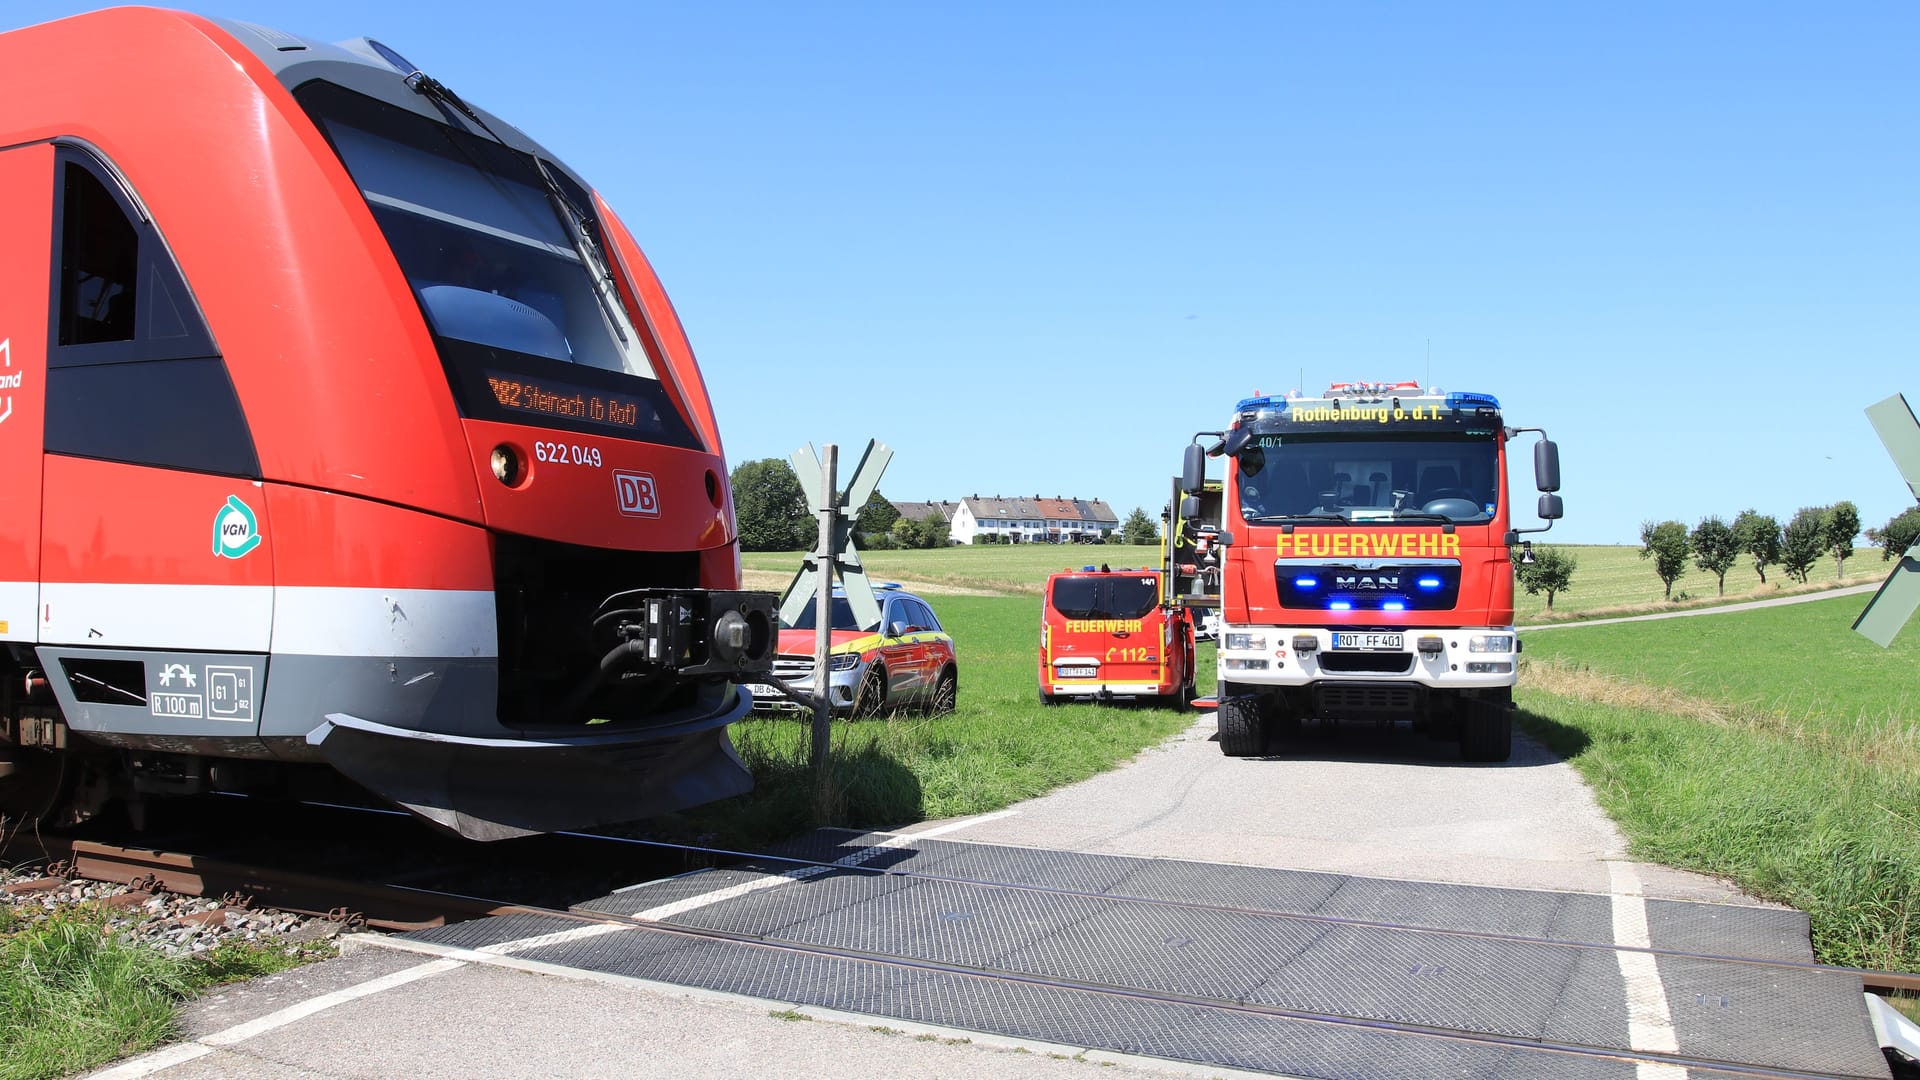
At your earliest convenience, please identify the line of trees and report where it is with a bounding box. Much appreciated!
[1638,502,1866,598]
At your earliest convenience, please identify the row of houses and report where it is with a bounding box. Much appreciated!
[888,495,1120,545]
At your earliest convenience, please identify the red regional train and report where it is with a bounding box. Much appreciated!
[0,8,777,839]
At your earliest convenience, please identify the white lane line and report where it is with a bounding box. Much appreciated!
[1608,861,1688,1080]
[630,810,1019,921]
[82,958,463,1079]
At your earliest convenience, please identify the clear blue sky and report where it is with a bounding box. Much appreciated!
[13,2,1917,546]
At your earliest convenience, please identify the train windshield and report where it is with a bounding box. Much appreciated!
[296,81,698,448]
[1234,434,1500,524]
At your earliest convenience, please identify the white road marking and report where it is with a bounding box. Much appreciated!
[630,810,1019,920]
[81,958,463,1079]
[1608,861,1688,1080]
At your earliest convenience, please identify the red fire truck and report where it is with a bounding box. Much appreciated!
[1038,567,1196,706]
[1178,382,1561,760]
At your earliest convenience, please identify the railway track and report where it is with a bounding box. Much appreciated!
[12,825,1918,996]
[7,825,1914,1079]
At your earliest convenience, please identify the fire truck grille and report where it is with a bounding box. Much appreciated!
[1316,683,1420,716]
[1318,652,1415,675]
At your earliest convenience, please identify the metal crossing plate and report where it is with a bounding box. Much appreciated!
[405,833,1889,1080]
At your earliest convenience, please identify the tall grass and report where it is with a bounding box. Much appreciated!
[1518,595,1920,972]
[1,911,189,1080]
[0,904,330,1080]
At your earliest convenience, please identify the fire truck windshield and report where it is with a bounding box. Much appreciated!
[1234,435,1499,524]
[296,81,698,448]
[1049,575,1160,620]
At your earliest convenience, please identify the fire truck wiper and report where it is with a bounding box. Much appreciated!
[1247,512,1348,524]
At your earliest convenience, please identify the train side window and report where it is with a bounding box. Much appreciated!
[57,165,138,345]
[46,149,259,478]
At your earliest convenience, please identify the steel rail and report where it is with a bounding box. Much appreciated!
[20,838,522,932]
[560,828,1920,995]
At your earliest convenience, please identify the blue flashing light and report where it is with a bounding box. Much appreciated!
[1083,566,1097,572]
[1294,576,1319,589]
[1445,391,1501,411]
[1417,576,1443,589]
[1383,601,1406,612]
[1329,600,1353,611]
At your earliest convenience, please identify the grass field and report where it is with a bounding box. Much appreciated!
[746,541,1893,618]
[1519,596,1919,973]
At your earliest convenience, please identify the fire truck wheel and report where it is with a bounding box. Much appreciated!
[1038,687,1060,706]
[1458,692,1513,762]
[1216,696,1265,757]
[928,668,957,715]
[852,667,888,718]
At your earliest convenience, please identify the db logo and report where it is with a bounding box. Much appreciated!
[614,471,660,517]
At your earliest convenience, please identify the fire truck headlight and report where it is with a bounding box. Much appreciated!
[1222,658,1270,671]
[1224,633,1266,651]
[1467,661,1513,674]
[1468,634,1515,653]
[828,652,861,672]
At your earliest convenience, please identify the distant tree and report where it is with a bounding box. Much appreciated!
[916,511,951,548]
[854,490,899,545]
[1120,507,1159,546]
[1822,500,1860,580]
[1513,545,1576,610]
[731,458,809,552]
[1866,506,1920,561]
[1780,506,1826,584]
[1689,516,1740,596]
[893,511,950,550]
[1639,519,1691,599]
[1731,509,1782,584]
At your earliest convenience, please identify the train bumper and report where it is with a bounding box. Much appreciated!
[307,692,753,841]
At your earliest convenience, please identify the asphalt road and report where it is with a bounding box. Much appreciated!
[950,709,1759,904]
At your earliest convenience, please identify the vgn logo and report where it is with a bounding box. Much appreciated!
[614,470,660,517]
[213,495,261,558]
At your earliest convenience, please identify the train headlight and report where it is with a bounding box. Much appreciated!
[491,445,522,486]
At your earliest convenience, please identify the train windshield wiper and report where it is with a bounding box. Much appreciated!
[390,58,631,344]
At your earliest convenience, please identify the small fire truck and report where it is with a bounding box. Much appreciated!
[1178,382,1561,760]
[1038,567,1197,706]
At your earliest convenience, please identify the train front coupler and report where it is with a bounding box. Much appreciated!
[567,589,778,709]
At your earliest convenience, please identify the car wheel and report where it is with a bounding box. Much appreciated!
[928,667,958,714]
[852,666,887,718]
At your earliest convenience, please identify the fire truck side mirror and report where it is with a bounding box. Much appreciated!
[1214,530,1235,547]
[1180,494,1200,520]
[1534,439,1561,493]
[1181,444,1207,494]
[1538,493,1564,520]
